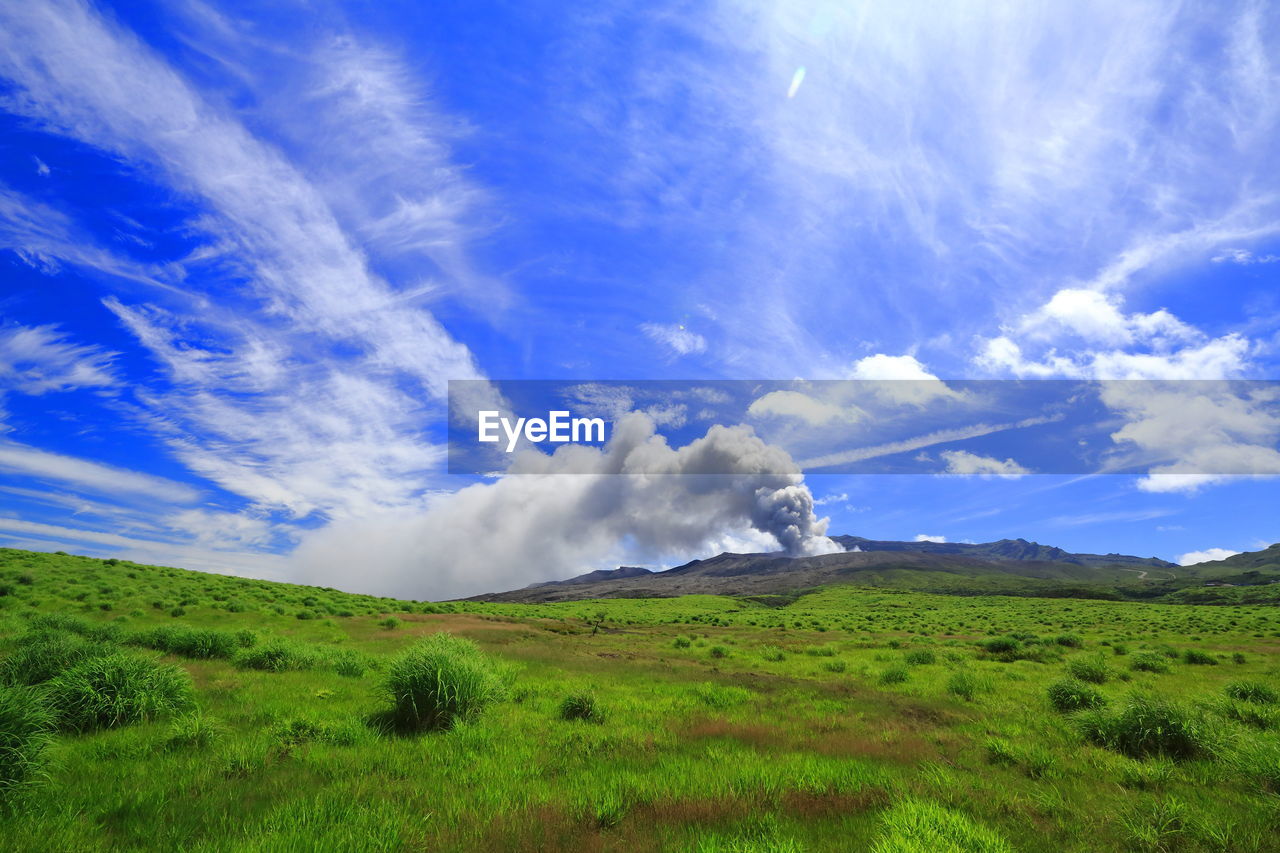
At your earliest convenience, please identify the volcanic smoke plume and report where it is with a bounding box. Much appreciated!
[291,412,839,599]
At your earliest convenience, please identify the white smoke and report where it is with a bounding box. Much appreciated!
[290,412,839,599]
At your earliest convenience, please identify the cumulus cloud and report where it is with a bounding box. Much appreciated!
[1099,382,1280,492]
[291,412,840,599]
[914,534,946,543]
[748,390,856,425]
[977,289,1251,380]
[1178,547,1240,566]
[848,354,959,406]
[1017,289,1195,348]
[940,450,1030,478]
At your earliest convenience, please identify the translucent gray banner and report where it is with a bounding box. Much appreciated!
[447,379,1280,477]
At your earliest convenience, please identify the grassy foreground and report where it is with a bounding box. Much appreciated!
[1,548,1278,852]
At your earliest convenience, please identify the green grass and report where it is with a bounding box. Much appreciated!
[44,652,195,732]
[0,686,54,803]
[1047,678,1107,713]
[1225,681,1279,705]
[0,546,1278,851]
[381,634,508,731]
[1077,694,1216,761]
[870,799,1013,852]
[558,692,606,723]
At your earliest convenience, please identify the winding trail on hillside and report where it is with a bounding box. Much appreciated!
[1118,568,1178,581]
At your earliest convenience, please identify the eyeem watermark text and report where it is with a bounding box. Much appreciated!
[477,410,607,452]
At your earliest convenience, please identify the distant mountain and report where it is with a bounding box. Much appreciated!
[470,535,1181,603]
[522,566,653,589]
[830,536,1176,569]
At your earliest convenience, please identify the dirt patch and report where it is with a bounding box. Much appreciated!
[631,795,751,828]
[807,721,938,764]
[780,787,889,818]
[886,700,962,729]
[684,718,788,751]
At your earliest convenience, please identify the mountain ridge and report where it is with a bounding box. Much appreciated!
[830,535,1175,569]
[469,535,1191,603]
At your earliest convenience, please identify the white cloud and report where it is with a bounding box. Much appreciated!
[1047,508,1177,527]
[0,323,116,395]
[1137,474,1230,494]
[848,354,959,406]
[1178,547,1240,566]
[0,517,289,578]
[0,1,485,525]
[812,491,848,506]
[1018,289,1195,347]
[914,534,946,543]
[1212,248,1279,264]
[567,1,1280,380]
[976,289,1252,380]
[640,322,707,357]
[748,390,855,425]
[849,354,937,381]
[0,440,199,503]
[1098,382,1280,492]
[799,413,1059,470]
[0,183,173,289]
[940,450,1030,478]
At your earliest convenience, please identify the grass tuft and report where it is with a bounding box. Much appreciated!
[232,640,322,673]
[1065,655,1111,684]
[0,685,54,803]
[1224,680,1278,705]
[558,692,606,723]
[45,651,194,732]
[382,633,507,731]
[1077,694,1214,761]
[879,665,909,685]
[165,711,226,751]
[870,798,1014,853]
[1182,649,1217,666]
[0,628,116,686]
[1129,652,1171,674]
[1046,678,1107,713]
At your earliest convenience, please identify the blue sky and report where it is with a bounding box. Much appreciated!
[0,0,1278,598]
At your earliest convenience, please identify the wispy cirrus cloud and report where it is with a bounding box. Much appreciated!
[550,1,1280,377]
[641,322,707,357]
[1212,248,1280,265]
[0,322,116,396]
[0,183,176,290]
[0,440,199,503]
[0,0,485,526]
[0,516,290,578]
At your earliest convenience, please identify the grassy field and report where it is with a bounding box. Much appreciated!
[1,547,1278,852]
